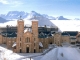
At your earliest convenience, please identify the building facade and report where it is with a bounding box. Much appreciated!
[0,19,79,53]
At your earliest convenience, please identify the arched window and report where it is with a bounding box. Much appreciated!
[20,43,21,46]
[28,38,30,42]
[34,43,35,46]
[27,37,28,42]
[34,38,36,42]
[34,38,35,40]
[25,37,30,43]
[20,38,21,41]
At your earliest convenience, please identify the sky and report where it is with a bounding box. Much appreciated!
[0,0,80,19]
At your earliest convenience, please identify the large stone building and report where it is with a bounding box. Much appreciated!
[0,19,57,53]
[0,19,80,53]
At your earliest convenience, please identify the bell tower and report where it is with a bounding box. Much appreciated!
[16,19,24,53]
[32,20,39,53]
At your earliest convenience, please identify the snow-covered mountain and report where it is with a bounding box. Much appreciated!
[0,11,70,20]
[24,11,56,26]
[0,11,58,27]
[0,11,80,31]
[0,11,55,20]
[56,16,69,20]
[26,11,43,20]
[42,14,56,20]
[0,11,28,20]
[0,17,8,23]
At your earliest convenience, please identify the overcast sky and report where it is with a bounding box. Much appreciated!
[0,0,80,18]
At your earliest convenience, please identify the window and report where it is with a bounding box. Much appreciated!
[65,40,66,42]
[34,38,36,43]
[28,38,30,42]
[27,37,28,42]
[25,37,30,43]
[34,43,35,46]
[14,46,16,49]
[20,43,21,46]
[34,38,35,41]
[20,38,21,41]
[50,42,52,44]
[39,46,42,49]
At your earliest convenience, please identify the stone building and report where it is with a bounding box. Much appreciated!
[0,19,58,53]
[0,19,79,53]
[76,32,80,43]
[61,32,70,43]
[54,32,62,46]
[15,19,39,53]
[64,31,78,44]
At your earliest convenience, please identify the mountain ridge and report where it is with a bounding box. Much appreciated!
[0,11,70,20]
[0,17,8,23]
[0,11,80,24]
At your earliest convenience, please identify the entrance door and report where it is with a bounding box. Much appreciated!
[20,49,22,53]
[34,49,36,53]
[26,47,29,53]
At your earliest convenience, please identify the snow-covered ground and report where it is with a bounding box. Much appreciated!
[0,44,43,60]
[41,47,80,60]
[0,44,80,60]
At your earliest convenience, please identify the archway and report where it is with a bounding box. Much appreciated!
[34,49,36,53]
[26,47,29,53]
[20,49,22,53]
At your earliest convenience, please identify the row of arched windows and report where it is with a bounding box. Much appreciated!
[25,37,30,42]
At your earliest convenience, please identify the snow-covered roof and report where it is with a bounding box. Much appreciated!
[24,28,32,33]
[31,20,38,21]
[39,42,43,47]
[12,42,16,47]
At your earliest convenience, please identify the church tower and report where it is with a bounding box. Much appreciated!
[32,20,39,53]
[16,19,24,53]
